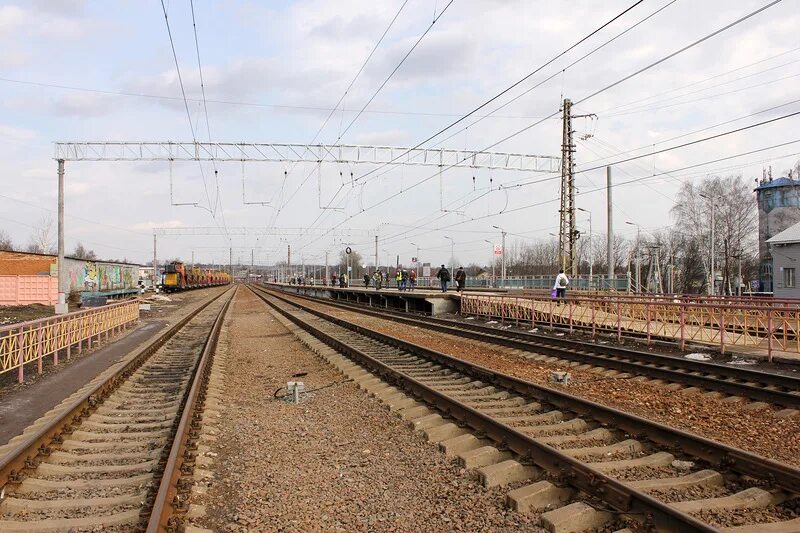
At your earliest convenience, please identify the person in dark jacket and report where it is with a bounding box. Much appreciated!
[363,272,370,288]
[455,266,466,292]
[436,265,451,292]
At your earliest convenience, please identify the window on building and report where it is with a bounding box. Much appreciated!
[785,268,795,288]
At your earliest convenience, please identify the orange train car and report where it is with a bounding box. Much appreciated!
[161,261,231,292]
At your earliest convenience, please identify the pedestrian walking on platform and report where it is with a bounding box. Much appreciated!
[553,269,569,302]
[409,269,417,291]
[373,270,383,290]
[436,264,451,292]
[455,266,466,292]
[395,270,402,290]
[363,272,370,288]
[401,270,409,291]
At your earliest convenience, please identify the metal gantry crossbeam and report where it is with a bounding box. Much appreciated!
[54,141,561,172]
[153,226,376,237]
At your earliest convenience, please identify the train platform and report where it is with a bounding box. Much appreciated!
[460,292,800,364]
[267,282,462,315]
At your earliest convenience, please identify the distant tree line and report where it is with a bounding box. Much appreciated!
[0,215,98,260]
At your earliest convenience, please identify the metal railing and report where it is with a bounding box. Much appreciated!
[0,300,139,382]
[461,294,800,360]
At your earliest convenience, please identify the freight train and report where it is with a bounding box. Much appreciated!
[160,261,231,292]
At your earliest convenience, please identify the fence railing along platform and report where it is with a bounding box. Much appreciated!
[0,300,140,382]
[460,293,800,360]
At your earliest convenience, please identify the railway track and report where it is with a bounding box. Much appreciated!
[253,285,800,532]
[264,286,800,409]
[0,286,234,532]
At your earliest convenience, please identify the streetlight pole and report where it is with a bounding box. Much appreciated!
[578,208,592,290]
[484,240,495,288]
[445,236,455,270]
[410,242,420,278]
[492,225,507,288]
[625,221,640,292]
[699,193,716,295]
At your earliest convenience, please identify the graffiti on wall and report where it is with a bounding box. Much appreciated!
[67,260,138,293]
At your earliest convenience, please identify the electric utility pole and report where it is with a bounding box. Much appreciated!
[558,99,596,278]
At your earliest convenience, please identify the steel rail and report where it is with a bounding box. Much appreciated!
[252,287,723,532]
[147,286,236,531]
[254,287,800,493]
[0,287,234,529]
[266,286,800,408]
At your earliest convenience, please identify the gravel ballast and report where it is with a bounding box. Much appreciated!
[195,288,542,532]
[288,297,800,467]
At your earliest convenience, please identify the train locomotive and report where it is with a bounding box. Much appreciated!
[160,261,231,292]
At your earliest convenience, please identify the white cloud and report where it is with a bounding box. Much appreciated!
[0,124,36,142]
[129,220,186,231]
[0,5,25,37]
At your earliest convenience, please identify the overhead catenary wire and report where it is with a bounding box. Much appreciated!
[350,0,649,186]
[341,0,678,191]
[267,0,411,226]
[298,0,670,247]
[294,0,784,253]
[189,0,221,215]
[273,0,455,219]
[0,76,562,120]
[158,0,227,241]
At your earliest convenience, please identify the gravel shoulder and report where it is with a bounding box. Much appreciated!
[291,297,800,467]
[195,288,542,532]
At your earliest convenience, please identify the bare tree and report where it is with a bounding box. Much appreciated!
[72,242,97,260]
[338,249,365,279]
[0,229,13,251]
[26,216,56,255]
[671,174,757,294]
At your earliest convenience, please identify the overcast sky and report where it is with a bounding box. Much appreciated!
[0,0,798,268]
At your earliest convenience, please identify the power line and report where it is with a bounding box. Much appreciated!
[296,0,784,252]
[376,142,800,248]
[159,0,227,240]
[337,0,454,140]
[299,0,667,243]
[0,76,560,120]
[266,0,411,227]
[189,0,220,214]
[511,109,800,191]
[352,0,647,186]
[349,0,678,189]
[588,45,800,115]
[602,69,800,118]
[273,0,453,219]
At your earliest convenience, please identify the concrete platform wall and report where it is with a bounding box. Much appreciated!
[266,283,459,316]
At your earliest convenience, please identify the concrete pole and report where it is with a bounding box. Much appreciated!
[287,244,291,281]
[229,247,232,279]
[153,233,158,289]
[56,159,67,314]
[587,213,592,290]
[374,235,378,275]
[606,166,614,290]
[325,251,329,285]
[710,203,715,295]
[501,231,507,288]
[485,240,495,288]
[635,226,641,293]
[191,250,194,269]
